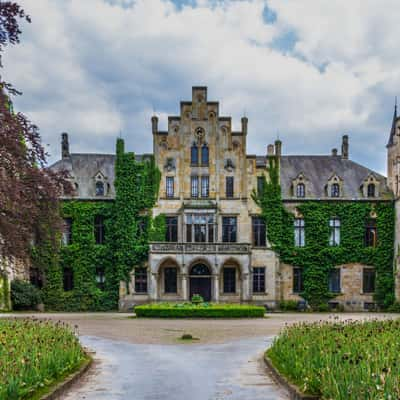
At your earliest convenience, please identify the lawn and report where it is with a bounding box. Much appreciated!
[267,318,400,399]
[0,318,87,399]
[135,302,265,318]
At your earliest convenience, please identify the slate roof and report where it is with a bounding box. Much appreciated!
[279,155,391,200]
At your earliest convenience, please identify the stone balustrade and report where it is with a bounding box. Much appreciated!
[149,242,251,254]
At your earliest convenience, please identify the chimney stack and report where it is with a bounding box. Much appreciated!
[267,144,274,156]
[332,148,338,156]
[241,117,248,135]
[61,132,70,158]
[274,139,282,157]
[151,115,158,135]
[341,135,349,159]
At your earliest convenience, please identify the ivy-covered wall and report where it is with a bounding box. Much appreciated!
[32,138,162,311]
[254,156,395,309]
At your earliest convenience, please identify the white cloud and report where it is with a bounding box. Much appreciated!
[2,0,398,173]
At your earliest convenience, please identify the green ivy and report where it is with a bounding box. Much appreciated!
[253,156,395,309]
[31,138,162,311]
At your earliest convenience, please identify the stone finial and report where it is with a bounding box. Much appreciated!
[267,144,274,156]
[241,117,248,135]
[61,132,70,158]
[341,135,349,159]
[332,148,338,156]
[275,139,282,157]
[151,116,158,135]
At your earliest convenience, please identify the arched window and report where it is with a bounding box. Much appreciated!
[367,183,375,197]
[331,183,340,197]
[296,183,305,198]
[190,264,211,276]
[201,144,209,166]
[95,181,104,196]
[191,143,199,165]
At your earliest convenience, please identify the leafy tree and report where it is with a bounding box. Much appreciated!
[0,2,70,262]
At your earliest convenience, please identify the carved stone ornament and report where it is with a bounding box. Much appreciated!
[224,158,235,171]
[164,157,176,172]
[195,127,205,144]
[159,136,168,150]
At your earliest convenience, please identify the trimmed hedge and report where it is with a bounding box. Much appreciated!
[135,303,265,318]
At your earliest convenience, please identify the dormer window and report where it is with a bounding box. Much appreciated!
[201,143,209,166]
[96,181,104,196]
[296,183,305,198]
[191,143,199,165]
[331,183,340,198]
[367,183,375,197]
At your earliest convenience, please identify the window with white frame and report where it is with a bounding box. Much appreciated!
[329,218,340,246]
[294,218,305,247]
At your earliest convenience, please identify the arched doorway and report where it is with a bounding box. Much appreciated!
[189,263,212,301]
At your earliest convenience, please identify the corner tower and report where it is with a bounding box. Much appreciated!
[387,100,400,197]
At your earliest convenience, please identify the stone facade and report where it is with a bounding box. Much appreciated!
[50,86,396,311]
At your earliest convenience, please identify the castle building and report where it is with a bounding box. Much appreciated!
[50,87,396,311]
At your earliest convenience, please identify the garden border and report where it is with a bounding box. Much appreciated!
[263,353,319,400]
[39,351,94,400]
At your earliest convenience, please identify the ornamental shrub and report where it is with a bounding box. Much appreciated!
[279,300,299,311]
[11,279,42,310]
[191,294,204,304]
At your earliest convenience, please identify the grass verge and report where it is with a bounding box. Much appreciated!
[0,318,86,399]
[135,302,265,318]
[267,318,400,399]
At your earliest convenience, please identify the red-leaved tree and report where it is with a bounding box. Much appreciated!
[0,2,70,263]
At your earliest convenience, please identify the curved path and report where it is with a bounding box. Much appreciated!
[62,335,288,400]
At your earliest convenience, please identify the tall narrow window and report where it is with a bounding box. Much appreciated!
[257,176,264,195]
[201,144,209,166]
[367,183,375,197]
[166,176,174,198]
[135,268,148,293]
[94,215,105,244]
[296,183,305,198]
[328,269,341,293]
[96,266,106,290]
[223,267,236,293]
[62,218,72,245]
[191,144,199,165]
[293,267,304,293]
[329,218,340,246]
[294,218,305,247]
[365,219,377,247]
[222,217,237,243]
[331,183,340,197]
[226,176,234,198]
[252,217,266,247]
[201,176,209,198]
[252,267,265,293]
[164,267,177,293]
[96,181,104,196]
[165,216,178,242]
[363,268,375,293]
[63,267,74,291]
[30,267,43,288]
[191,176,199,198]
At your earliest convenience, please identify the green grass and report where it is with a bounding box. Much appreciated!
[0,318,86,399]
[135,302,265,318]
[267,318,400,399]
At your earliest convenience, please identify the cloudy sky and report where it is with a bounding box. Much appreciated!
[2,0,400,173]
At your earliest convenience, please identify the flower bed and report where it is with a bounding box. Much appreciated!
[267,319,400,399]
[135,303,265,318]
[0,318,87,399]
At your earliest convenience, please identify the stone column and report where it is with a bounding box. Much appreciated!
[182,274,188,301]
[150,272,158,301]
[213,274,219,302]
[241,272,251,302]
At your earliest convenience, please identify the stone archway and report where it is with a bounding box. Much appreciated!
[189,263,212,301]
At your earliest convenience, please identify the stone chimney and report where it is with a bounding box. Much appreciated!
[332,148,338,156]
[267,144,274,156]
[61,132,70,158]
[241,117,248,135]
[151,115,158,135]
[275,139,282,157]
[341,135,349,159]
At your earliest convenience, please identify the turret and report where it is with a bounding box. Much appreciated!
[341,135,349,160]
[274,139,282,157]
[151,115,158,135]
[61,132,70,158]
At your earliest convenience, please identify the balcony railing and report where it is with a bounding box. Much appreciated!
[149,242,251,254]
